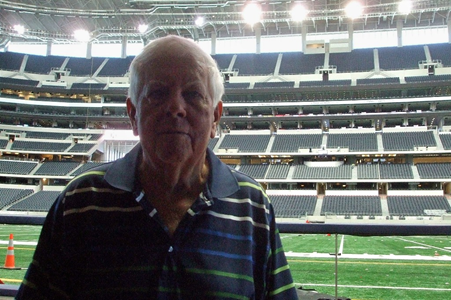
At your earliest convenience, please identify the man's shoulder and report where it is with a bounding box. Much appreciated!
[59,160,135,212]
[74,161,112,178]
[229,167,261,186]
[224,167,268,201]
[66,161,114,190]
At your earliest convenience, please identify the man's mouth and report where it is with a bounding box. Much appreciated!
[159,131,190,137]
[161,131,187,134]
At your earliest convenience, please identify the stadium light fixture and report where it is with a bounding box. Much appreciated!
[195,16,205,27]
[398,0,412,15]
[345,1,364,19]
[242,2,262,25]
[290,4,308,22]
[13,24,25,34]
[73,29,90,42]
[138,24,148,33]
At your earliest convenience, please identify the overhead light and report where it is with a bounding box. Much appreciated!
[138,24,148,33]
[73,29,90,42]
[398,0,412,15]
[195,16,205,27]
[242,2,262,25]
[345,1,363,19]
[290,4,308,22]
[13,24,25,34]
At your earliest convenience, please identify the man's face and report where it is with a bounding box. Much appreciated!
[127,48,222,169]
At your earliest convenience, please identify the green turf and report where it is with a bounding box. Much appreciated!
[0,225,41,284]
[283,234,451,300]
[0,225,450,299]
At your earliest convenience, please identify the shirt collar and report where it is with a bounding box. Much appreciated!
[104,143,239,198]
[205,147,239,198]
[104,143,141,193]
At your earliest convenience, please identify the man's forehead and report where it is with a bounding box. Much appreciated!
[146,57,207,79]
[147,78,206,88]
[151,41,209,65]
[152,42,200,61]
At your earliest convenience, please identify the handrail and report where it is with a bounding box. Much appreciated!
[0,217,450,298]
[278,222,451,236]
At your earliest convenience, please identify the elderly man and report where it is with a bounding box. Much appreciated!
[16,35,298,299]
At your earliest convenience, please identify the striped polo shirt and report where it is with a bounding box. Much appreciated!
[17,144,297,300]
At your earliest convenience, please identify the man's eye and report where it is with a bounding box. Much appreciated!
[184,91,204,101]
[149,90,165,97]
[146,89,167,101]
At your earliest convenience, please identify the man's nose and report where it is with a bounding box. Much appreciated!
[166,92,187,118]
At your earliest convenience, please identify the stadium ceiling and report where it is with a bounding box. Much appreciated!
[0,0,450,46]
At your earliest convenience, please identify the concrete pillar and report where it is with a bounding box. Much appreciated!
[448,19,451,43]
[46,40,52,56]
[86,41,92,59]
[121,36,127,58]
[348,21,354,50]
[211,31,217,55]
[255,25,261,54]
[397,19,403,47]
[301,24,307,52]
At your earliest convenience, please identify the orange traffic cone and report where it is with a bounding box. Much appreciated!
[4,233,15,269]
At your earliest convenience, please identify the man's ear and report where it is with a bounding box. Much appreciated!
[211,101,223,138]
[126,97,139,136]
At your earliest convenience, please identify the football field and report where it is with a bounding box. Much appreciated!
[282,233,451,300]
[0,224,450,299]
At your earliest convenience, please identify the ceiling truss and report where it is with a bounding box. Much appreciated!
[0,0,450,44]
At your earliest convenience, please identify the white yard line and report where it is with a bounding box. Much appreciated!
[339,234,345,255]
[286,252,451,261]
[395,237,451,254]
[295,283,451,292]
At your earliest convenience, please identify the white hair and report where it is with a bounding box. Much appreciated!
[128,35,224,107]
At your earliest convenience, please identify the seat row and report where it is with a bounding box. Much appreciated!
[2,189,450,217]
[212,131,446,153]
[270,195,451,218]
[0,160,104,176]
[2,43,450,77]
[2,160,450,180]
[234,163,451,180]
[0,140,98,153]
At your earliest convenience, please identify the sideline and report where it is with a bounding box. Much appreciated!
[295,283,451,292]
[285,252,451,261]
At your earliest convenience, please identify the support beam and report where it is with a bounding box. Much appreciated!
[348,21,354,50]
[255,25,261,54]
[302,24,307,53]
[448,19,451,43]
[121,36,127,58]
[211,31,217,55]
[397,19,403,47]
[86,41,92,59]
[46,40,52,56]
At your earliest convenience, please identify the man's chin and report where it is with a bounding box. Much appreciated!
[155,147,192,164]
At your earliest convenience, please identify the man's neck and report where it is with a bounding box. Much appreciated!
[139,154,209,200]
[138,155,210,236]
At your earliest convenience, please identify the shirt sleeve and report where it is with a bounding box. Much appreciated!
[265,203,299,300]
[16,194,72,299]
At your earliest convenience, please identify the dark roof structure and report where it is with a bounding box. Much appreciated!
[0,0,450,46]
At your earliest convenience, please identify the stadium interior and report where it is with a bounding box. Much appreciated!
[1,41,451,226]
[1,0,451,299]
